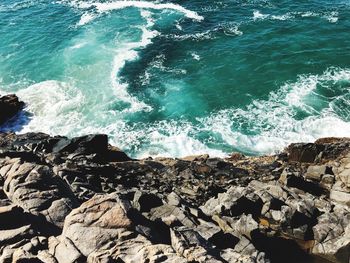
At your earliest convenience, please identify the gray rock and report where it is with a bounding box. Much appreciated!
[312,209,350,263]
[1,160,79,228]
[170,226,221,262]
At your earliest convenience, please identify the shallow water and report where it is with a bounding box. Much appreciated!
[1,0,350,158]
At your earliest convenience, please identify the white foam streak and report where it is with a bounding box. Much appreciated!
[65,0,204,25]
[200,68,350,155]
[91,1,204,21]
[253,10,339,23]
[77,12,96,26]
[109,10,159,113]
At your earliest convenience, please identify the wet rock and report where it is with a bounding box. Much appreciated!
[0,94,24,126]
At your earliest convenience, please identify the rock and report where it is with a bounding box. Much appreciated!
[53,193,185,262]
[200,186,263,219]
[60,193,132,256]
[1,159,79,229]
[133,191,163,212]
[166,192,182,207]
[305,165,333,182]
[287,143,324,163]
[0,225,34,247]
[312,210,350,263]
[338,168,350,188]
[0,94,24,126]
[48,236,85,263]
[279,172,325,196]
[330,189,350,205]
[233,214,258,239]
[170,226,221,262]
[1,131,350,263]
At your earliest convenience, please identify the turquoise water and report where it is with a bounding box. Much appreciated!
[1,0,350,158]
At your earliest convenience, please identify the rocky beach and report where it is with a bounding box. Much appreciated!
[0,95,348,263]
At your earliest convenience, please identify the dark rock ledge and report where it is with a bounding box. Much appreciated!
[0,95,349,263]
[0,94,24,126]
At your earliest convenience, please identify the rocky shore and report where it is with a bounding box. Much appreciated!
[0,95,349,263]
[0,94,24,126]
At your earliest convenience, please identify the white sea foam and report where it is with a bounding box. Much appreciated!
[199,68,350,155]
[191,52,201,61]
[324,11,339,23]
[108,9,159,113]
[170,30,215,41]
[253,10,292,21]
[63,0,204,26]
[253,10,269,20]
[10,69,350,158]
[90,1,204,21]
[77,12,97,26]
[221,22,243,36]
[253,10,339,23]
[16,80,85,136]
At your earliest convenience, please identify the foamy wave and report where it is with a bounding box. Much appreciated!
[77,12,97,26]
[16,80,86,136]
[12,69,350,158]
[191,52,201,61]
[253,10,293,21]
[169,22,242,41]
[63,0,204,26]
[199,68,350,155]
[253,10,339,23]
[91,1,204,21]
[109,9,158,113]
[170,30,215,41]
[111,68,350,158]
[323,11,339,23]
[103,120,226,158]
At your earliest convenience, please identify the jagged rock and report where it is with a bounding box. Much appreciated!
[305,165,333,182]
[312,208,350,263]
[133,191,163,212]
[287,143,324,163]
[0,132,350,263]
[200,186,263,219]
[0,94,24,126]
[59,193,133,256]
[0,159,79,228]
[48,236,85,263]
[330,189,350,205]
[170,226,221,262]
[338,168,350,188]
[52,193,185,262]
[149,204,198,229]
[233,214,258,239]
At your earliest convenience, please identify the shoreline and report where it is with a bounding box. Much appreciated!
[0,94,349,262]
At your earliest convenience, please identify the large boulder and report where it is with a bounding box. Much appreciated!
[50,193,186,262]
[0,158,79,229]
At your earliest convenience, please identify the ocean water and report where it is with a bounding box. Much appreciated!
[1,0,350,158]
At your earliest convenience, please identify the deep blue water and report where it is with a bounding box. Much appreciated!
[1,0,350,157]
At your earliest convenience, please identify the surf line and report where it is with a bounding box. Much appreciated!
[77,1,204,21]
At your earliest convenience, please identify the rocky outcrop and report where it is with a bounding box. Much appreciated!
[0,132,349,262]
[0,95,24,126]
